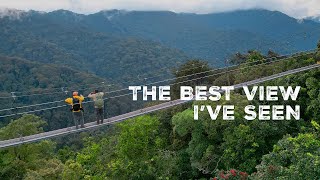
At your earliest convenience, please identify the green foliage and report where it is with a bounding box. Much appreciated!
[0,115,46,140]
[245,50,265,65]
[229,52,248,65]
[109,115,163,179]
[59,115,175,179]
[24,159,64,180]
[235,51,316,84]
[221,120,295,173]
[0,56,103,93]
[253,133,320,179]
[171,60,212,99]
[222,124,257,172]
[172,94,251,175]
[311,120,320,130]
[116,115,162,159]
[62,160,84,180]
[305,71,320,123]
[172,109,195,137]
[0,115,61,180]
[229,50,277,65]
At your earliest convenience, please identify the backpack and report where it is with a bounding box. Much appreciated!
[72,97,81,111]
[95,94,104,108]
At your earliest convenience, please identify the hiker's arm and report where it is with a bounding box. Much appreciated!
[65,98,72,104]
[79,95,85,101]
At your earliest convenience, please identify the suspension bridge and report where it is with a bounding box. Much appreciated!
[0,61,319,148]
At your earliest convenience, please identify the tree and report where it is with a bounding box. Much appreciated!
[0,114,46,140]
[68,115,166,179]
[171,60,212,99]
[245,50,264,65]
[108,115,163,179]
[24,159,64,180]
[62,160,84,180]
[0,115,60,179]
[316,40,320,60]
[305,75,320,122]
[171,94,250,175]
[267,50,279,59]
[252,133,320,180]
[229,52,247,65]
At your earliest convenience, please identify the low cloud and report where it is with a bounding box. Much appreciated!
[0,0,319,18]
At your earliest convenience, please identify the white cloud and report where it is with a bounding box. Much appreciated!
[0,0,319,18]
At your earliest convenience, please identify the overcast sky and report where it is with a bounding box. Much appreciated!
[0,0,319,18]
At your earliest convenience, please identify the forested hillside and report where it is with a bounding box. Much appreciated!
[80,9,320,62]
[84,10,291,63]
[1,9,320,69]
[0,13,189,84]
[0,55,103,93]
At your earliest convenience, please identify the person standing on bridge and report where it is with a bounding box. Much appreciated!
[65,91,85,129]
[88,90,105,124]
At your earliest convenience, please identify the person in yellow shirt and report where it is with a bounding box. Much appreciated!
[65,91,85,129]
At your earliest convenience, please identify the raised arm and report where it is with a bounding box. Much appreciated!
[65,98,72,104]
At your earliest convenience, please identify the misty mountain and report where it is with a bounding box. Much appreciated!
[38,9,320,63]
[0,8,320,78]
[305,16,320,23]
[190,10,320,50]
[83,10,286,63]
[88,9,320,56]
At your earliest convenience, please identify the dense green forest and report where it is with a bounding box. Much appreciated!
[1,43,319,179]
[0,55,144,131]
[0,14,189,84]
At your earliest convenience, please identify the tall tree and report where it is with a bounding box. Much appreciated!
[171,60,212,99]
[0,115,63,179]
[316,40,320,60]
[253,133,320,180]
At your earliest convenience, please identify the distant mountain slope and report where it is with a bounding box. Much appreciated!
[80,9,320,60]
[305,16,320,23]
[0,11,189,83]
[1,8,319,72]
[82,10,294,63]
[99,10,320,53]
[0,55,104,95]
[187,10,320,50]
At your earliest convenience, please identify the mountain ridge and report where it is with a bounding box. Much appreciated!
[1,8,319,75]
